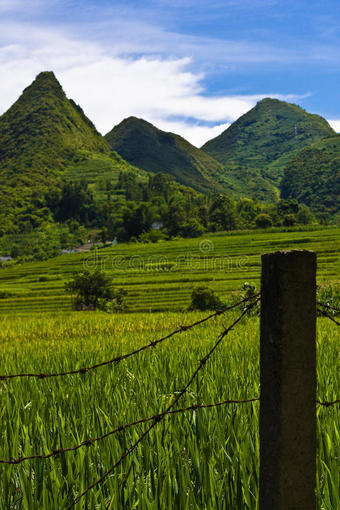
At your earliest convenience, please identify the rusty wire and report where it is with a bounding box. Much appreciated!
[317,307,340,326]
[317,301,340,313]
[0,397,259,465]
[0,295,258,381]
[1,393,337,466]
[317,398,340,407]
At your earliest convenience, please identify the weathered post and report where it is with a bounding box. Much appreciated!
[260,250,317,510]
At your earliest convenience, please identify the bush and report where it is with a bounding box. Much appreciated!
[188,286,223,311]
[227,282,260,316]
[297,205,315,225]
[65,270,127,311]
[317,283,340,317]
[283,213,297,226]
[255,213,272,228]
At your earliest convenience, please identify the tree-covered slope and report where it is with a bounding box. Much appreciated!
[280,135,340,215]
[105,117,224,193]
[0,71,110,189]
[201,98,335,201]
[0,72,148,234]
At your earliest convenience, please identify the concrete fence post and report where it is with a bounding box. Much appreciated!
[260,250,317,510]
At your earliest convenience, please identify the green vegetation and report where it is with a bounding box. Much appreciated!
[317,282,340,316]
[0,311,338,509]
[0,72,149,239]
[188,285,223,310]
[0,73,339,261]
[0,71,338,510]
[201,98,335,202]
[65,269,127,311]
[105,116,225,193]
[64,149,149,202]
[280,134,340,217]
[0,227,339,314]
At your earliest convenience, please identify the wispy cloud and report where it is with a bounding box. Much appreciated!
[0,0,42,13]
[0,1,336,145]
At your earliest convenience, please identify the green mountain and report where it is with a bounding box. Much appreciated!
[280,134,340,215]
[0,71,110,186]
[201,98,335,201]
[0,72,149,233]
[105,117,224,193]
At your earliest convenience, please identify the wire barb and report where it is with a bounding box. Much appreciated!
[317,398,340,407]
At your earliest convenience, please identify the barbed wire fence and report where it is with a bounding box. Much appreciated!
[0,251,339,509]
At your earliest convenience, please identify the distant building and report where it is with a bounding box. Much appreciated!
[0,256,12,263]
[151,222,163,230]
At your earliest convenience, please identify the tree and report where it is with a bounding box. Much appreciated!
[297,204,315,225]
[283,213,297,226]
[65,270,127,311]
[209,194,238,231]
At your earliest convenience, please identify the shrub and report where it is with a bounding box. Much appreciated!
[228,282,260,316]
[255,213,272,228]
[317,283,340,317]
[283,213,297,226]
[65,270,127,311]
[188,286,223,311]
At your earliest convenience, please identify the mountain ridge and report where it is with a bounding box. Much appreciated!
[105,116,225,193]
[201,97,335,201]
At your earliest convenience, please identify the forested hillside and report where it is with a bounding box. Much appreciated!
[202,98,335,201]
[105,117,224,193]
[281,135,340,217]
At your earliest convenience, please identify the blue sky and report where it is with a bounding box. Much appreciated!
[0,0,339,145]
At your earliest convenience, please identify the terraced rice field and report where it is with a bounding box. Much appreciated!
[0,227,339,314]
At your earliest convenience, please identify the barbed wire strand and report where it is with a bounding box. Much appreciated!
[317,308,340,326]
[66,298,260,509]
[1,393,337,466]
[0,397,259,465]
[0,295,259,381]
[317,301,340,313]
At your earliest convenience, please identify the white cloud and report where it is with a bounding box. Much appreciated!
[328,120,340,133]
[146,119,231,147]
[0,20,310,146]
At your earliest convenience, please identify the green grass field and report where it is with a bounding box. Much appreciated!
[0,312,338,509]
[0,227,339,314]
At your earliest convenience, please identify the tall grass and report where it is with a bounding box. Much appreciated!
[0,312,338,509]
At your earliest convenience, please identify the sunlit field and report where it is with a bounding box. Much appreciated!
[0,312,338,509]
[0,227,339,314]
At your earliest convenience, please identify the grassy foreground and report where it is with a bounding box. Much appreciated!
[0,226,339,314]
[0,312,339,509]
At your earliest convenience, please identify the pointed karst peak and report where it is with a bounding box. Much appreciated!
[35,70,59,82]
[23,70,66,100]
[120,116,154,128]
[257,97,278,104]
